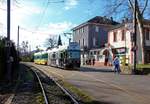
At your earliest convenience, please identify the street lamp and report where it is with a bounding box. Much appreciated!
[63,33,72,44]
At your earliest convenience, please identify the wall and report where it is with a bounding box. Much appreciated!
[89,24,108,49]
[73,25,89,49]
[109,29,132,64]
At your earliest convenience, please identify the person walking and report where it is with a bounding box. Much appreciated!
[89,59,91,65]
[113,56,120,73]
[92,58,95,66]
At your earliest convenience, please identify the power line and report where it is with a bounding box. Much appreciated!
[48,0,64,3]
[35,0,49,31]
[35,0,65,32]
[19,26,57,35]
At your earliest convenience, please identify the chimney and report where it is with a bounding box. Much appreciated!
[110,17,113,21]
[122,19,125,23]
[125,18,128,23]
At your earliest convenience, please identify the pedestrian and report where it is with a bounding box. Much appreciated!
[92,58,95,66]
[113,56,120,73]
[104,55,108,66]
[86,60,88,65]
[89,59,91,65]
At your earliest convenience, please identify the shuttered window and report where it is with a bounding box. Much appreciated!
[146,29,150,40]
[122,30,125,41]
[113,32,117,42]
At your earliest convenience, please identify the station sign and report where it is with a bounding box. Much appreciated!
[68,42,80,50]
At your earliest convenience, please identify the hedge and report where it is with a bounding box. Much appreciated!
[0,37,19,80]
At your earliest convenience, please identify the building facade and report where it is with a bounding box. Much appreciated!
[72,16,118,65]
[108,20,150,65]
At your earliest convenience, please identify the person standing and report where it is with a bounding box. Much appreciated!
[92,58,95,66]
[104,55,108,66]
[89,59,91,65]
[113,56,120,73]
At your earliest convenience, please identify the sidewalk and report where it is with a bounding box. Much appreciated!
[80,65,114,72]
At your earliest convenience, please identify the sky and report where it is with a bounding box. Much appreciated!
[0,0,109,50]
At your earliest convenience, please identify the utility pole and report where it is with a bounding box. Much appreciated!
[133,0,137,74]
[7,0,10,40]
[17,26,19,50]
[6,0,12,82]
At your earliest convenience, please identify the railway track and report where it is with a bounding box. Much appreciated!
[2,64,80,104]
[30,66,79,104]
[29,63,150,104]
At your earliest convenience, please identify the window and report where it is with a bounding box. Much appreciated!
[90,52,93,55]
[83,27,84,33]
[146,29,149,40]
[95,26,99,32]
[79,40,80,45]
[93,37,96,46]
[113,32,117,42]
[83,38,84,46]
[97,51,99,55]
[122,30,125,41]
[77,30,79,34]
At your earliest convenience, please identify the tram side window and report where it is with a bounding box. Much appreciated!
[42,54,48,59]
[34,55,37,59]
[52,53,56,59]
[37,55,39,59]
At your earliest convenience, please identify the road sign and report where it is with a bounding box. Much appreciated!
[5,40,12,47]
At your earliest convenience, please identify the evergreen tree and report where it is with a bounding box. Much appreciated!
[57,35,62,46]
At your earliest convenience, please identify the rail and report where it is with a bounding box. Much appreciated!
[30,65,80,104]
[51,77,79,104]
[31,69,49,104]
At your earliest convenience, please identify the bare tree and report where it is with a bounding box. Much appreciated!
[21,41,28,54]
[45,36,57,50]
[104,0,149,64]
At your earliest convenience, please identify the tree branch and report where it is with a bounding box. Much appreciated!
[104,0,125,16]
[141,0,148,15]
[128,0,134,11]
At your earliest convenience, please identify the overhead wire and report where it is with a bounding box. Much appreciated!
[19,26,56,35]
[34,0,65,33]
[34,0,50,31]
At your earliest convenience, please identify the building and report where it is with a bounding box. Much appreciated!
[72,16,119,65]
[108,19,150,65]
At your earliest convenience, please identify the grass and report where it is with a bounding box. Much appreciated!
[58,79,94,103]
[136,64,150,69]
[26,69,34,81]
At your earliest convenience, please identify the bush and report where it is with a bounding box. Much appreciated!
[0,38,6,79]
[0,37,19,80]
[20,54,34,62]
[136,64,150,75]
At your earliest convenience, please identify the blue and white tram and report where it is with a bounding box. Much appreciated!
[47,42,80,69]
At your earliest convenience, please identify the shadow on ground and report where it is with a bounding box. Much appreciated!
[0,82,15,94]
[79,67,114,73]
[83,100,115,104]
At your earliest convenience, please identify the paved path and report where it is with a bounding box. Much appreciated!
[26,62,150,104]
